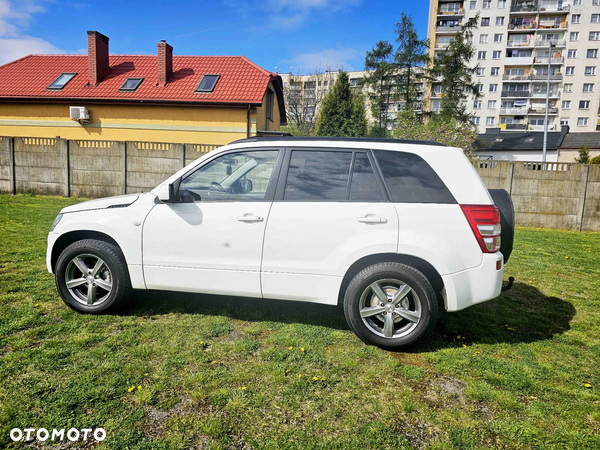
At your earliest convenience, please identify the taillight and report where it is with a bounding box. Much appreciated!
[460,205,501,253]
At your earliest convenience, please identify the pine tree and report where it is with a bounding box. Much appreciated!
[361,41,396,134]
[315,72,367,137]
[575,146,590,164]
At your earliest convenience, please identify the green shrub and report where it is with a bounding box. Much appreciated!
[590,155,600,164]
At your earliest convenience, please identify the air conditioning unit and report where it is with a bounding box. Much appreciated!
[70,106,90,123]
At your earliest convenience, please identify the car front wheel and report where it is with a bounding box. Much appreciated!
[55,239,132,314]
[343,262,438,349]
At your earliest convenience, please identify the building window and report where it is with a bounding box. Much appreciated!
[494,33,503,42]
[473,116,481,125]
[474,100,482,109]
[577,117,589,126]
[483,0,491,9]
[587,49,599,58]
[481,17,490,27]
[478,84,485,93]
[493,50,502,59]
[560,118,570,126]
[195,74,220,93]
[590,32,600,41]
[583,83,595,92]
[564,83,573,92]
[594,0,600,5]
[572,14,581,24]
[486,117,495,126]
[568,49,578,58]
[570,32,580,41]
[488,100,497,108]
[573,0,582,4]
[480,34,489,43]
[491,67,500,75]
[498,0,506,8]
[585,66,597,75]
[477,68,485,76]
[118,77,144,92]
[496,17,505,26]
[566,66,575,75]
[478,51,487,59]
[593,14,600,23]
[47,73,76,90]
[579,100,591,109]
[470,0,477,9]
[562,100,571,109]
[489,84,498,92]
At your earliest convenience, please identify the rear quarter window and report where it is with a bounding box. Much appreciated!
[373,150,455,204]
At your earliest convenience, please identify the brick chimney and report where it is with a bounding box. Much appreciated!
[87,31,110,86]
[157,40,173,87]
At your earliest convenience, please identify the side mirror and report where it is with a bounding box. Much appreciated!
[157,183,174,203]
[240,179,253,194]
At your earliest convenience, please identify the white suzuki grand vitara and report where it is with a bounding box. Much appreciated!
[47,137,514,348]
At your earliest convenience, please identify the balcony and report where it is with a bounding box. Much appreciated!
[534,39,566,47]
[501,90,531,97]
[500,107,529,114]
[510,4,538,13]
[508,22,537,31]
[531,74,563,81]
[528,124,557,130]
[437,8,464,16]
[503,74,532,81]
[537,21,567,29]
[505,123,528,130]
[505,56,535,65]
[533,56,564,64]
[530,90,560,98]
[507,40,534,47]
[434,42,451,49]
[538,4,571,13]
[436,26,461,33]
[528,107,559,114]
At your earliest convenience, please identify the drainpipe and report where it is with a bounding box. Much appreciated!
[247,105,251,138]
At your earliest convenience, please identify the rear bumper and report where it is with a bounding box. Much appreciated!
[442,252,504,312]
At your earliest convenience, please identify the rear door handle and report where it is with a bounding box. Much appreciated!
[237,215,263,222]
[358,216,387,224]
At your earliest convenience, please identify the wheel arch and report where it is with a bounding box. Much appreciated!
[338,253,445,309]
[50,230,122,273]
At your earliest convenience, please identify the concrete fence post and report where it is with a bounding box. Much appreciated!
[57,139,70,197]
[8,137,16,195]
[176,143,185,169]
[120,141,127,195]
[576,164,590,232]
[505,161,515,194]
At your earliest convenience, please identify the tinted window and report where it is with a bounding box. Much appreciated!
[179,150,279,201]
[374,150,455,204]
[349,153,383,202]
[284,151,352,201]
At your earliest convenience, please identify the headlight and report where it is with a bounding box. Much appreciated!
[50,214,63,232]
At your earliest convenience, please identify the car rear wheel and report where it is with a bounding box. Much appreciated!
[55,239,132,314]
[343,263,438,349]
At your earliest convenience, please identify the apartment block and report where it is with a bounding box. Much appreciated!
[428,0,600,132]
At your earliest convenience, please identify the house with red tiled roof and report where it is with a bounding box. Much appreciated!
[0,31,286,145]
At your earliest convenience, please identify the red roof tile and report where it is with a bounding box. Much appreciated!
[0,54,281,108]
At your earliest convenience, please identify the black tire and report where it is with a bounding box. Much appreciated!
[488,188,515,263]
[343,263,439,349]
[55,239,133,314]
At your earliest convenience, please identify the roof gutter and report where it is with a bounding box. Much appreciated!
[0,97,263,108]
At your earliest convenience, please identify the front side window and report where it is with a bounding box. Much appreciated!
[179,150,279,201]
[373,151,455,204]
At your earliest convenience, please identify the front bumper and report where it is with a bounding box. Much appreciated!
[442,252,504,312]
[46,232,59,274]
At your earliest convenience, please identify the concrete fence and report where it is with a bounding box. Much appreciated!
[1,136,599,232]
[475,160,600,232]
[0,137,218,198]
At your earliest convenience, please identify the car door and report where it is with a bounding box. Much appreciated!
[143,148,282,298]
[261,148,399,305]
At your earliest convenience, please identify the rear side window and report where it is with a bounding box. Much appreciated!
[284,150,352,201]
[373,150,455,204]
[349,153,383,202]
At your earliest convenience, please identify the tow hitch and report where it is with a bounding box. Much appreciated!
[502,276,515,292]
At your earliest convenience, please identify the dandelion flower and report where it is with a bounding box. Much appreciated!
[242,386,246,390]
[138,385,142,390]
[584,383,592,388]
[35,303,39,307]
[301,348,305,352]
[475,351,480,354]
[200,341,204,345]
[144,373,148,376]
[462,344,467,348]
[313,376,318,381]
[565,256,570,259]
[211,361,216,364]
[298,374,302,379]
[321,378,325,381]
[288,346,293,350]
[128,387,134,392]
[457,335,461,339]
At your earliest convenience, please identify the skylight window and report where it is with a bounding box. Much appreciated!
[119,78,144,92]
[195,74,220,93]
[47,73,76,90]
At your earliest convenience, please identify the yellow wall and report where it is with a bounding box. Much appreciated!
[0,103,257,145]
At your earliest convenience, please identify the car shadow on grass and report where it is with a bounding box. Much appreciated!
[123,281,575,348]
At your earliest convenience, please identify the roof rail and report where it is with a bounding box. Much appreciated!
[228,136,447,147]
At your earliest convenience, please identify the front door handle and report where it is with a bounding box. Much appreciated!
[357,215,387,224]
[237,215,263,222]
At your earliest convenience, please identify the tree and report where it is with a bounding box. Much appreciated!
[430,16,480,124]
[361,40,396,134]
[590,155,600,164]
[395,12,430,113]
[575,146,590,164]
[315,71,367,137]
[393,109,478,151]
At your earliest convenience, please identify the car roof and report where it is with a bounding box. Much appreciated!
[229,136,446,147]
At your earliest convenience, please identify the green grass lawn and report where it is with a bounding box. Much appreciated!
[0,194,599,450]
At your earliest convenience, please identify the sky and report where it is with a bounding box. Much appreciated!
[0,0,430,73]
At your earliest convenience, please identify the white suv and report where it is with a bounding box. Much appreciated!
[47,137,514,348]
